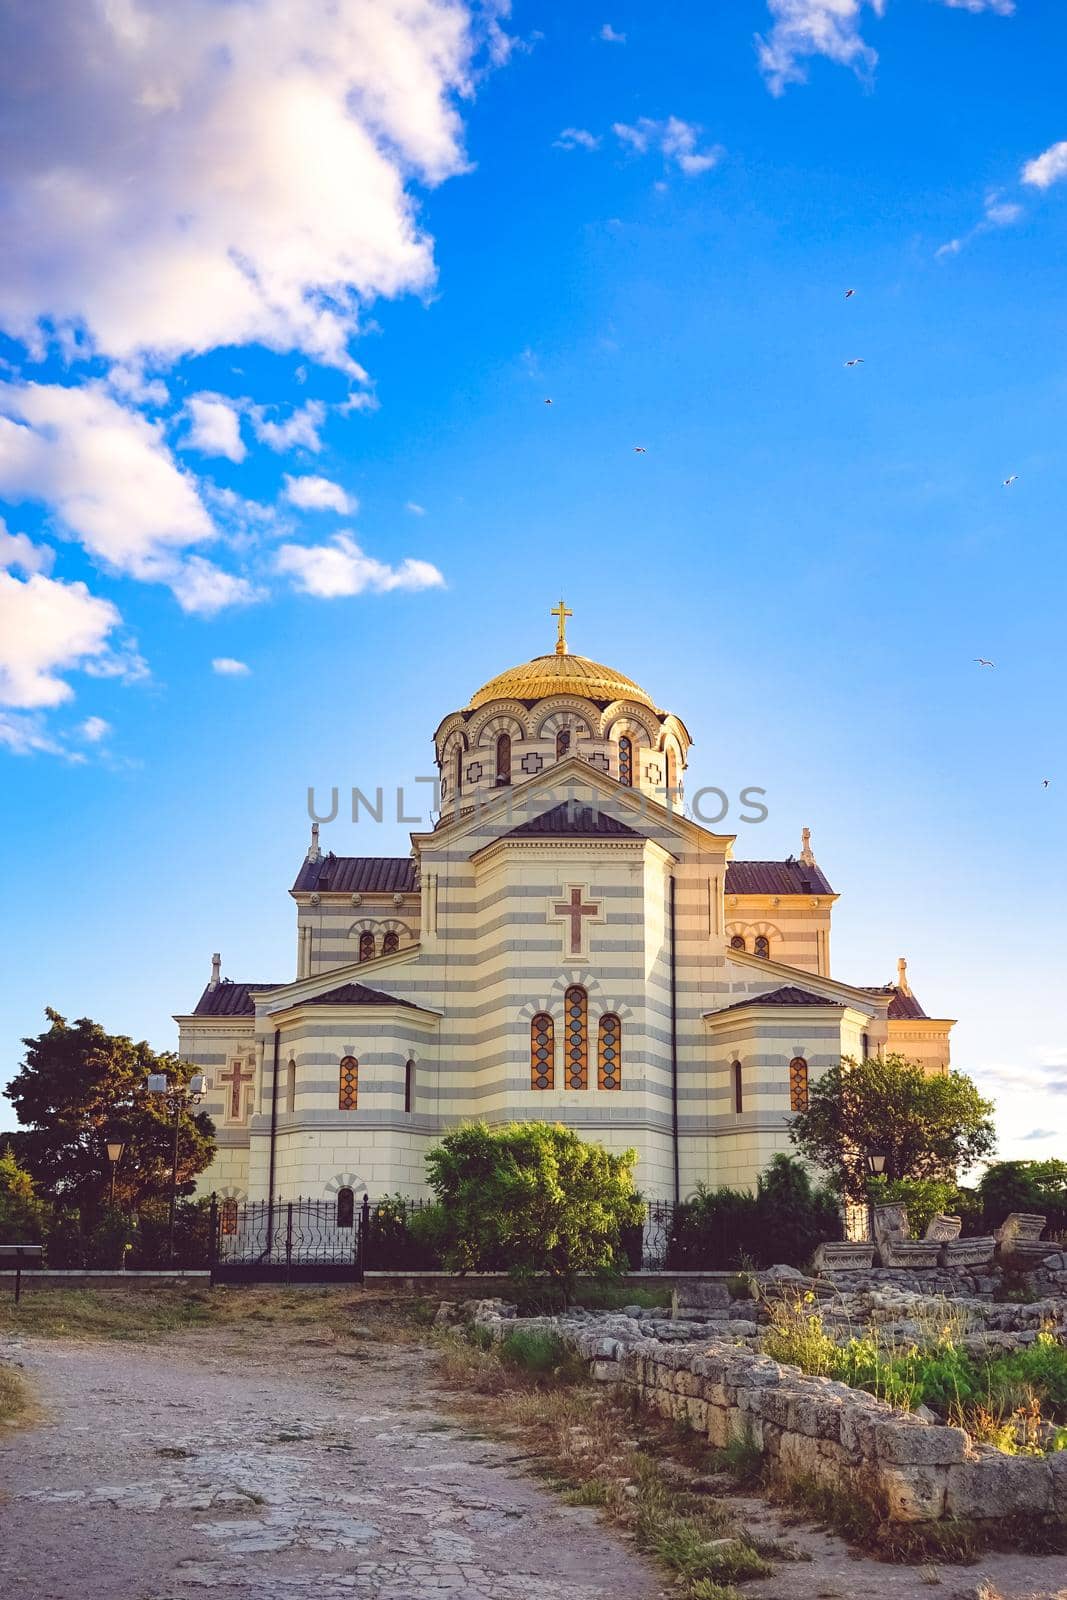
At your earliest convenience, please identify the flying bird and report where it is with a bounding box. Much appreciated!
[974,658,995,668]
[844,358,864,367]
[844,288,856,299]
[633,446,647,453]
[1003,474,1018,487]
[1043,779,1050,788]
[544,397,553,405]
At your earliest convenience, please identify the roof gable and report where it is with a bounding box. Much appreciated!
[503,800,643,840]
[305,981,417,1009]
[725,859,835,896]
[861,984,928,1021]
[192,981,283,1017]
[716,984,847,1015]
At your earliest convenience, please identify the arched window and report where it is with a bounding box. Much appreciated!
[530,1013,554,1089]
[405,1058,415,1112]
[339,1055,359,1110]
[286,1058,296,1114]
[358,931,375,963]
[666,746,678,798]
[382,930,400,955]
[496,731,512,785]
[754,934,770,959]
[220,1197,239,1236]
[564,985,589,1089]
[556,728,571,759]
[789,1057,809,1112]
[454,747,463,799]
[336,1186,355,1229]
[732,1060,744,1114]
[598,1013,622,1090]
[618,736,633,787]
[730,934,746,952]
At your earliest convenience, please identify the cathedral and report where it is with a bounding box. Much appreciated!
[176,608,954,1208]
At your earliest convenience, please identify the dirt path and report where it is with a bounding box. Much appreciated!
[0,1328,665,1600]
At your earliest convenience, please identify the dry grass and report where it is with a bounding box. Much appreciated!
[0,1362,33,1428]
[432,1332,781,1598]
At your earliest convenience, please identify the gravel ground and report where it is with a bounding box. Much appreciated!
[1,1319,1065,1600]
[0,1327,665,1600]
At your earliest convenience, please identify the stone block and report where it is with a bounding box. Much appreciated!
[685,1397,709,1432]
[881,1466,948,1522]
[946,1453,1054,1519]
[872,1421,969,1466]
[1050,1450,1067,1517]
[838,1402,881,1460]
[590,1360,620,1382]
[672,1281,731,1317]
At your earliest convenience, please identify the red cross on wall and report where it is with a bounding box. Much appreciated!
[218,1059,255,1122]
[551,885,602,958]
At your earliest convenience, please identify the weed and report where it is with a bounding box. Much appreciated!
[709,1434,764,1488]
[0,1364,31,1428]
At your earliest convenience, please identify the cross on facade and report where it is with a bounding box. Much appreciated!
[551,885,601,958]
[219,1058,255,1122]
[552,598,572,656]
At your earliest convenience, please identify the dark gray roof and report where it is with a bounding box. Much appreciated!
[305,982,417,1009]
[192,981,283,1017]
[292,854,418,894]
[725,860,835,896]
[506,801,642,839]
[716,985,846,1014]
[861,984,929,1021]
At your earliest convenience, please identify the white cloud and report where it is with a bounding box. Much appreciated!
[555,128,601,152]
[0,567,123,708]
[0,1,500,374]
[757,0,1012,94]
[250,400,326,453]
[283,474,357,514]
[169,557,261,617]
[0,380,213,577]
[757,1,882,96]
[275,532,445,598]
[405,501,427,515]
[212,657,251,676]
[0,518,53,576]
[106,363,169,407]
[599,23,626,42]
[936,191,1023,259]
[613,117,723,176]
[78,715,112,742]
[184,394,246,462]
[1022,141,1067,190]
[0,711,72,759]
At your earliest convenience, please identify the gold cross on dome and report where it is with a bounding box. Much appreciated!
[552,598,572,655]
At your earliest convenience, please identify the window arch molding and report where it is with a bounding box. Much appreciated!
[532,701,597,741]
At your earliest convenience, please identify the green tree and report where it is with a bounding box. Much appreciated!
[4,1009,215,1218]
[789,1053,996,1203]
[424,1122,643,1299]
[0,1143,46,1243]
[866,1175,968,1236]
[976,1159,1067,1232]
[756,1153,840,1264]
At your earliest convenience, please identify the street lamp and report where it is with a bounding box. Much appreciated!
[106,1139,125,1205]
[147,1073,206,1265]
[866,1151,887,1176]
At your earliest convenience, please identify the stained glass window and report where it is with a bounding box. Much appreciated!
[730,934,746,952]
[598,1013,621,1090]
[496,731,512,785]
[666,746,678,798]
[220,1198,238,1236]
[336,1186,355,1228]
[556,728,571,758]
[383,930,400,955]
[564,986,588,1089]
[754,934,770,959]
[618,736,633,787]
[732,1060,743,1114]
[531,1013,554,1089]
[789,1057,809,1112]
[339,1055,359,1110]
[358,931,375,962]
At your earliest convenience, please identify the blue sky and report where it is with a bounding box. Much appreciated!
[1,0,1064,1157]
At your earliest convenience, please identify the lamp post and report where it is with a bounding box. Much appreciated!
[106,1139,125,1206]
[865,1149,887,1243]
[147,1073,205,1265]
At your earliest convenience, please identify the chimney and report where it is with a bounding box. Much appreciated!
[209,952,221,991]
[897,956,911,996]
[799,826,815,867]
[308,821,321,862]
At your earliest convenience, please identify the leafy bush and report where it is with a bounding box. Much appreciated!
[425,1122,643,1299]
[362,1195,444,1270]
[0,1144,46,1244]
[499,1328,568,1373]
[977,1160,1067,1234]
[665,1156,838,1270]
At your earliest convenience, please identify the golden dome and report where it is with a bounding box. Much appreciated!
[468,652,656,711]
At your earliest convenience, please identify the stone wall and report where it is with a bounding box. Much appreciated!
[470,1304,1067,1527]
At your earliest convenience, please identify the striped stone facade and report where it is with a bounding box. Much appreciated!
[175,644,955,1205]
